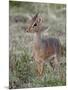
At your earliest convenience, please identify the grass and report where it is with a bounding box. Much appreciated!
[9,48,66,89]
[9,1,66,89]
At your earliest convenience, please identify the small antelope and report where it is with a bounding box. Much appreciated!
[26,13,64,76]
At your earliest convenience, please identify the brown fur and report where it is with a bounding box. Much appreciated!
[26,13,65,76]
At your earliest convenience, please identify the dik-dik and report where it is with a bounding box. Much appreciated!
[26,13,64,76]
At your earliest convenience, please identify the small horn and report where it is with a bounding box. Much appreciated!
[33,13,39,21]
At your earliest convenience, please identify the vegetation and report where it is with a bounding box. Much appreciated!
[9,1,66,89]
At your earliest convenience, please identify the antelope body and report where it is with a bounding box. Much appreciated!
[26,13,64,76]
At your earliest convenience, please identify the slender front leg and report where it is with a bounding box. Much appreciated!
[36,61,44,76]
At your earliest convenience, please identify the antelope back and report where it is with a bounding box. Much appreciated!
[26,13,43,33]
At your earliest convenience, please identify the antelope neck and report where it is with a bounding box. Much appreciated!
[34,32,42,45]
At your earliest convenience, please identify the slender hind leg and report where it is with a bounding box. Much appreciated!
[50,59,55,70]
[53,54,61,79]
[54,54,60,71]
[50,54,60,72]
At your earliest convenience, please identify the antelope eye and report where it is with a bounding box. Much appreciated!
[34,23,37,26]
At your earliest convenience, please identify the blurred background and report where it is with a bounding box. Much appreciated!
[9,1,66,89]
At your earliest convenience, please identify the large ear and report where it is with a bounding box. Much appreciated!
[37,17,42,24]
